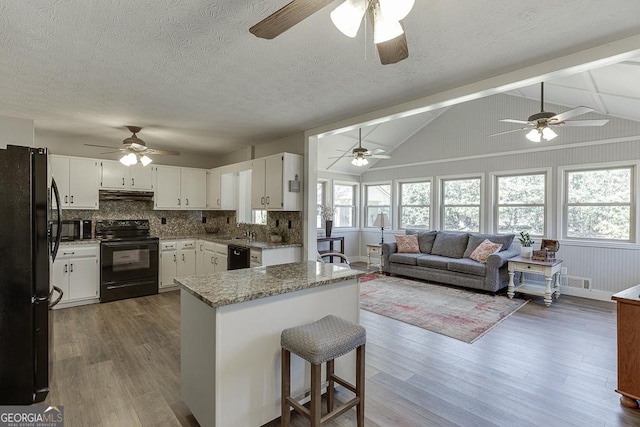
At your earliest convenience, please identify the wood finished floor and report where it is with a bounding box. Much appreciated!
[45,286,640,426]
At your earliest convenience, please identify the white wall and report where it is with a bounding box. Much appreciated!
[360,94,640,298]
[0,115,34,148]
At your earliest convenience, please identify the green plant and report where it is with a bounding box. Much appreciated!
[518,231,534,247]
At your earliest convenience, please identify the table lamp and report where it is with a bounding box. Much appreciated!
[373,213,390,244]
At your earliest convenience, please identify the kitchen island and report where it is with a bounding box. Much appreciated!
[175,261,363,427]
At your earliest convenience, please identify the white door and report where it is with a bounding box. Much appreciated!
[154,166,181,209]
[178,248,197,277]
[160,250,178,288]
[50,156,70,207]
[251,158,266,209]
[130,164,153,190]
[207,169,221,209]
[68,256,98,300]
[69,158,99,209]
[181,168,207,209]
[265,155,283,210]
[51,259,70,302]
[100,160,127,189]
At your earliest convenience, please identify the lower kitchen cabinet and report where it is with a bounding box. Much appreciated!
[199,241,227,274]
[249,247,300,267]
[160,240,197,290]
[52,244,99,308]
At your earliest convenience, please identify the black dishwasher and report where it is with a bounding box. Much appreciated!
[228,245,250,270]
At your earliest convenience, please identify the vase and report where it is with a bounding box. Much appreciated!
[325,220,333,237]
[521,246,533,258]
[270,235,283,243]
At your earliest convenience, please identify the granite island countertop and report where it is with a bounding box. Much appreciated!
[154,233,302,250]
[175,261,363,308]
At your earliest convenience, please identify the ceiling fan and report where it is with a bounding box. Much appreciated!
[489,82,609,142]
[85,126,179,166]
[249,0,413,65]
[331,128,391,166]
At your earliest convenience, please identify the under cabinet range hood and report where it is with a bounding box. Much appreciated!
[99,190,154,201]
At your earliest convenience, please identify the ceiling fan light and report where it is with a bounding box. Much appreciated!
[378,0,415,21]
[351,156,369,167]
[541,126,558,141]
[525,129,542,142]
[119,152,138,166]
[373,6,404,44]
[330,0,366,38]
[139,154,152,166]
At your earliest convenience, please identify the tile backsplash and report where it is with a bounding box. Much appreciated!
[69,200,302,243]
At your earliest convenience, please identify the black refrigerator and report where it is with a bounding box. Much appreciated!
[0,145,63,404]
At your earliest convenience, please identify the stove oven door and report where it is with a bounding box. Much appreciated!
[100,240,159,302]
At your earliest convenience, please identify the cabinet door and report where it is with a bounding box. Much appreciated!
[178,248,197,277]
[265,155,283,210]
[51,259,70,302]
[154,166,182,209]
[160,250,178,288]
[207,169,221,209]
[216,254,228,272]
[69,158,99,209]
[130,164,153,190]
[181,168,207,209]
[251,158,266,209]
[50,156,70,207]
[195,241,205,275]
[100,160,127,189]
[68,256,98,300]
[220,173,238,210]
[203,250,216,274]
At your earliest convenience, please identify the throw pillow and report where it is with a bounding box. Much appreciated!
[405,229,437,253]
[430,231,469,258]
[470,239,503,263]
[395,235,420,253]
[463,233,515,257]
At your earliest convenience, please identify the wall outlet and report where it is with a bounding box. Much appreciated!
[561,267,568,275]
[202,216,207,223]
[161,217,167,225]
[288,220,292,229]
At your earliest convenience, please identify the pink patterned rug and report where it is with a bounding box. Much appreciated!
[359,274,528,343]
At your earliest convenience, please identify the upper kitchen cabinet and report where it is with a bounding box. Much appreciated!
[50,155,99,209]
[207,168,237,210]
[153,165,206,210]
[251,153,302,211]
[100,160,153,190]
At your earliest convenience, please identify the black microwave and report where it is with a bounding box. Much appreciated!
[54,219,92,241]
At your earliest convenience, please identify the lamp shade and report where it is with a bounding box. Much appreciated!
[373,4,404,44]
[373,213,390,228]
[139,154,153,166]
[378,0,414,21]
[351,156,369,166]
[119,152,138,166]
[331,0,366,38]
[541,126,558,141]
[525,129,542,142]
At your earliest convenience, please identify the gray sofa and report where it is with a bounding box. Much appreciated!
[381,230,519,293]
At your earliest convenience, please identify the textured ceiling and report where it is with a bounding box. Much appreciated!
[1,1,640,157]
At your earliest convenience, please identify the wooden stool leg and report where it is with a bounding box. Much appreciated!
[310,363,322,427]
[326,359,334,413]
[356,344,365,427]
[281,348,291,427]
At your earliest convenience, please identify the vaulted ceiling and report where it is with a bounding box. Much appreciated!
[1,1,640,160]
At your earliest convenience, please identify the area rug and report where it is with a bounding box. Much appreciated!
[359,275,528,343]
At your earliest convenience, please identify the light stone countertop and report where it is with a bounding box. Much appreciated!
[175,261,363,308]
[155,233,302,250]
[60,239,100,246]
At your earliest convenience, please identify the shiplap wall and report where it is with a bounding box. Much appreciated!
[360,93,640,298]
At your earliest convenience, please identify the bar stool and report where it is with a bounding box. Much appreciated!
[280,315,366,427]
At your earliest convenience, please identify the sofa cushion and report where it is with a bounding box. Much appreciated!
[470,239,502,263]
[447,258,486,277]
[463,233,515,257]
[389,253,423,266]
[430,231,469,259]
[416,255,449,270]
[406,229,437,253]
[395,234,420,253]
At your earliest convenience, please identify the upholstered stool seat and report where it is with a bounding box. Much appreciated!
[281,315,366,426]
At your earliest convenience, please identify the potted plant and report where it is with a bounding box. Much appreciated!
[318,204,337,237]
[269,227,285,243]
[518,231,534,258]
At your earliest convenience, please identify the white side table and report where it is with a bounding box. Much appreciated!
[507,256,563,307]
[366,244,383,272]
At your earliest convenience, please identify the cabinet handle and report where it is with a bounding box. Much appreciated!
[200,244,203,251]
[261,196,265,205]
[70,263,73,273]
[131,178,135,187]
[211,256,214,264]
[62,251,75,255]
[214,258,218,265]
[70,195,74,204]
[64,195,68,203]
[186,198,189,206]
[178,199,181,206]
[182,253,185,262]
[217,198,220,206]
[266,196,270,205]
[63,264,68,273]
[173,254,176,262]
[122,177,125,186]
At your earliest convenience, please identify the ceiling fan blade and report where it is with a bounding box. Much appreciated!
[250,0,335,39]
[370,154,391,159]
[556,119,610,127]
[499,118,531,125]
[368,10,408,65]
[550,106,594,122]
[488,127,530,137]
[370,148,386,154]
[84,143,121,149]
[100,150,125,155]
[144,148,180,156]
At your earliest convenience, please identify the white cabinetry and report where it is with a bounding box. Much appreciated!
[206,169,237,210]
[154,166,206,210]
[51,244,99,307]
[249,247,300,267]
[251,153,302,211]
[200,241,228,273]
[50,155,100,209]
[160,240,197,289]
[100,160,153,190]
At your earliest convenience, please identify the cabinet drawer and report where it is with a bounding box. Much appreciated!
[161,241,177,251]
[179,240,196,250]
[250,249,262,265]
[214,243,227,254]
[368,246,381,255]
[512,262,546,273]
[58,245,98,259]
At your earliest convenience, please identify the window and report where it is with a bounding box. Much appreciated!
[564,166,633,241]
[316,181,326,229]
[399,181,431,229]
[495,173,546,236]
[441,177,481,232]
[365,184,391,227]
[334,184,356,228]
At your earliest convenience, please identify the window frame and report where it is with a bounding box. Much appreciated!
[363,181,392,229]
[437,174,484,232]
[559,162,637,243]
[316,180,327,229]
[397,178,432,230]
[333,181,359,229]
